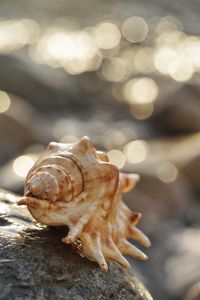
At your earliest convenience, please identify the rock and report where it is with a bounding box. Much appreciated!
[0,189,153,300]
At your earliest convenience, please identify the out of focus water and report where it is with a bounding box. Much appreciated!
[0,1,200,299]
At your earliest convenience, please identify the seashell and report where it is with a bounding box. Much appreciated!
[17,136,150,271]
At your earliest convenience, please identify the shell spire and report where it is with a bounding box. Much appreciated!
[17,136,150,271]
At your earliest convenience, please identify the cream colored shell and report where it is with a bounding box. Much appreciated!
[17,136,150,271]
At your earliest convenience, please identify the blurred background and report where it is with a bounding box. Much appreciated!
[0,0,200,299]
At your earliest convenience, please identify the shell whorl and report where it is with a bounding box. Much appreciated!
[26,155,83,202]
[18,137,150,272]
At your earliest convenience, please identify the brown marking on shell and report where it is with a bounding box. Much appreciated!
[130,212,141,225]
[17,136,150,271]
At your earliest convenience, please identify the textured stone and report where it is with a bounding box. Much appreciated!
[0,189,152,300]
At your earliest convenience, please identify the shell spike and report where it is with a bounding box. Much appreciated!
[17,136,150,271]
[128,227,151,247]
[103,238,130,269]
[120,173,140,193]
[120,239,148,261]
[74,136,96,156]
[81,231,108,272]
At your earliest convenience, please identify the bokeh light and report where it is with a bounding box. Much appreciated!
[130,103,154,120]
[169,57,194,82]
[30,28,100,74]
[156,161,178,183]
[101,57,127,82]
[123,140,148,164]
[154,47,178,74]
[104,130,128,150]
[123,77,158,105]
[156,16,183,35]
[93,22,121,49]
[122,17,149,43]
[0,91,11,113]
[13,155,36,178]
[0,19,39,53]
[107,149,125,169]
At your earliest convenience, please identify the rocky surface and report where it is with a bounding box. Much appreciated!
[0,189,153,300]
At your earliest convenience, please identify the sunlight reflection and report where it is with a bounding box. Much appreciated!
[187,40,200,70]
[48,31,97,60]
[122,17,149,43]
[0,91,11,113]
[130,103,154,120]
[0,203,9,214]
[169,57,193,82]
[31,28,101,74]
[107,149,125,169]
[156,16,183,35]
[123,140,148,164]
[13,155,36,178]
[156,31,184,48]
[0,19,39,53]
[0,15,198,89]
[101,57,127,82]
[123,77,158,104]
[93,22,121,49]
[104,130,128,150]
[156,161,178,183]
[154,47,178,74]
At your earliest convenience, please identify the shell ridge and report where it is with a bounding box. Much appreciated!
[17,137,150,271]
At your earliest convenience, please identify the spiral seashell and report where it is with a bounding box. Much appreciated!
[17,136,150,271]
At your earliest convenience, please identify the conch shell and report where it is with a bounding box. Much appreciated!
[18,136,150,271]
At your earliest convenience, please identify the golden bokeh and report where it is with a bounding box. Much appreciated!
[107,149,125,169]
[123,77,158,105]
[101,57,127,82]
[130,103,154,120]
[30,29,100,74]
[0,19,39,53]
[103,130,128,150]
[169,57,193,82]
[156,16,183,35]
[123,140,148,164]
[0,91,11,113]
[154,47,178,74]
[122,17,149,43]
[13,155,36,178]
[156,161,178,183]
[93,22,121,49]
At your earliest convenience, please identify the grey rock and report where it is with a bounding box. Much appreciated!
[0,189,153,300]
